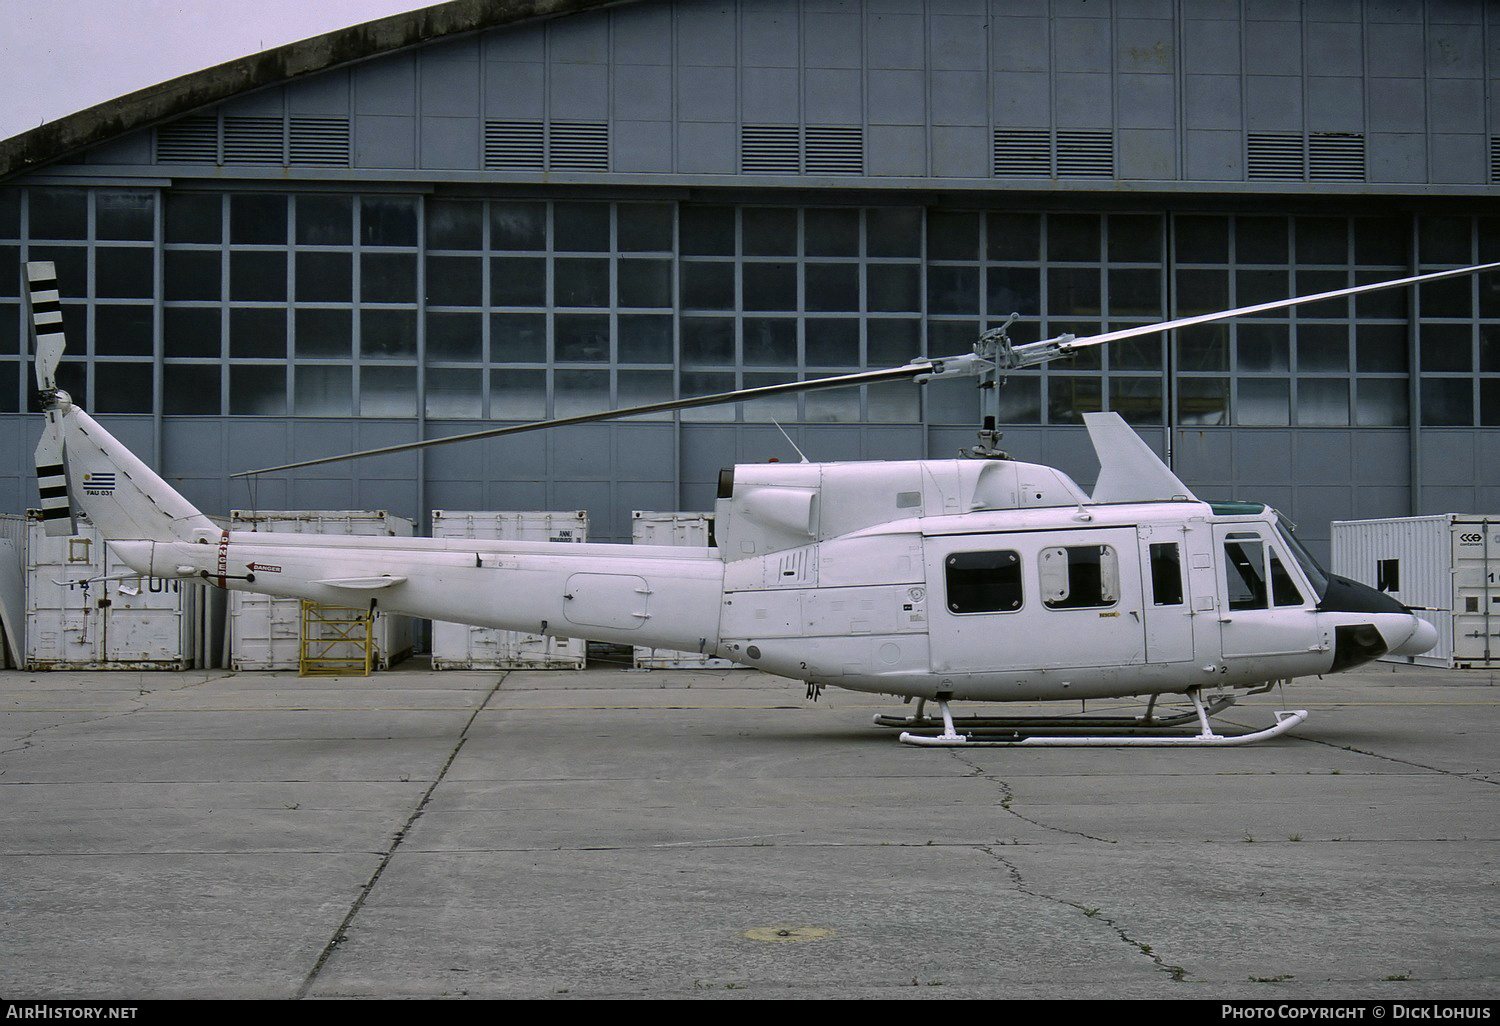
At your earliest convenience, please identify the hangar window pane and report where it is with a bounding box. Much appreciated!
[1047,375,1102,424]
[30,246,86,295]
[295,308,352,358]
[805,208,859,256]
[1106,268,1160,317]
[1419,216,1472,265]
[1355,324,1407,372]
[1178,377,1229,426]
[491,202,547,250]
[96,192,154,241]
[360,309,417,359]
[1420,378,1472,426]
[868,208,922,257]
[928,265,979,315]
[164,307,220,358]
[296,195,353,246]
[426,255,482,307]
[1108,376,1162,425]
[1176,325,1228,370]
[361,197,418,247]
[743,208,798,256]
[867,264,920,312]
[229,365,286,416]
[360,366,417,417]
[165,194,221,244]
[1355,379,1408,426]
[29,189,88,240]
[1420,325,1472,372]
[743,317,796,365]
[618,315,673,364]
[94,305,154,357]
[682,262,735,309]
[490,367,547,419]
[1237,378,1290,426]
[426,312,482,362]
[1174,216,1228,263]
[1236,323,1290,371]
[805,319,859,366]
[230,195,286,245]
[294,365,352,416]
[361,252,417,303]
[868,319,920,365]
[927,211,979,261]
[945,550,1022,614]
[425,199,482,250]
[0,361,17,412]
[492,257,546,306]
[680,206,735,256]
[1297,378,1348,425]
[1048,267,1101,316]
[0,191,19,237]
[94,362,152,413]
[1175,269,1228,314]
[1237,267,1290,306]
[680,317,735,366]
[1295,217,1348,265]
[555,314,610,362]
[1296,323,1349,372]
[618,259,672,308]
[554,368,610,416]
[744,262,798,311]
[163,364,221,414]
[1107,215,1160,263]
[1420,275,1471,318]
[230,308,286,359]
[1482,380,1500,427]
[617,203,673,253]
[989,212,1041,262]
[1354,218,1406,265]
[165,250,221,301]
[554,258,609,307]
[1109,332,1163,371]
[1048,214,1101,263]
[804,263,857,312]
[988,266,1040,314]
[426,367,482,419]
[553,202,609,252]
[296,251,352,302]
[0,248,14,296]
[679,371,736,421]
[491,313,546,362]
[229,251,286,302]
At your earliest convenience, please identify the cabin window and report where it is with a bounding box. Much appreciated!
[1149,543,1184,606]
[1224,534,1268,611]
[945,550,1022,613]
[1039,545,1119,609]
[1269,551,1304,606]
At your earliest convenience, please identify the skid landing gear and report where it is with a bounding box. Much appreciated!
[880,690,1308,747]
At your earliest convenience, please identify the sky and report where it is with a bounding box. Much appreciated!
[0,0,441,141]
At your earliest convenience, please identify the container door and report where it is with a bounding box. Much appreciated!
[1452,521,1498,664]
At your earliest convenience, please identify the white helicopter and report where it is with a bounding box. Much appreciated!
[24,259,1489,747]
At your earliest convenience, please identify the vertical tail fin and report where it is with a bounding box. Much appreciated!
[24,261,77,536]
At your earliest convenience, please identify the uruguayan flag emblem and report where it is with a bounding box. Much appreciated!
[83,472,116,495]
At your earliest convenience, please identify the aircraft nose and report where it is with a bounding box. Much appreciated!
[1387,615,1438,657]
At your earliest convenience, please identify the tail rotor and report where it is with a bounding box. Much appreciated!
[24,261,77,536]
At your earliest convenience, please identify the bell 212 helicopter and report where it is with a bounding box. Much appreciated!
[22,259,1493,746]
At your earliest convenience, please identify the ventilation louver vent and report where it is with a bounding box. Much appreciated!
[804,126,863,175]
[741,126,801,174]
[992,130,1051,176]
[288,117,351,167]
[484,121,544,171]
[992,130,1114,178]
[739,125,864,175]
[1308,133,1365,181]
[483,121,608,172]
[1491,137,1500,185]
[1055,130,1114,178]
[222,116,285,164]
[155,116,219,164]
[549,122,610,172]
[1249,132,1366,182]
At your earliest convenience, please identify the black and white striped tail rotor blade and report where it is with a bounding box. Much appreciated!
[24,261,77,536]
[25,261,66,393]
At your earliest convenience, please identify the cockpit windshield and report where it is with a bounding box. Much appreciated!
[1273,512,1329,601]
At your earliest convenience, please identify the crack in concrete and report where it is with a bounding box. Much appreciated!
[946,749,1118,844]
[295,671,510,1000]
[980,845,1189,984]
[1294,735,1500,785]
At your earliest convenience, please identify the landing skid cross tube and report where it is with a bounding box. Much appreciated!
[886,691,1309,747]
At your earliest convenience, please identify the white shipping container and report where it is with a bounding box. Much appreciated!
[228,510,414,671]
[0,513,28,667]
[630,511,736,670]
[1331,514,1499,668]
[24,511,204,670]
[429,510,588,670]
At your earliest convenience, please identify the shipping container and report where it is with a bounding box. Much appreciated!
[228,510,414,671]
[0,513,26,667]
[429,510,588,670]
[630,511,737,670]
[24,511,206,670]
[1331,515,1499,668]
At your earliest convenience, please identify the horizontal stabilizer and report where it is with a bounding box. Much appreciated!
[1084,412,1197,504]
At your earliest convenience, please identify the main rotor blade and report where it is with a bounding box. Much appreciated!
[233,363,933,477]
[1054,260,1500,353]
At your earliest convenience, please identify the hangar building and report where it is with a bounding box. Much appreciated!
[1,0,1498,556]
